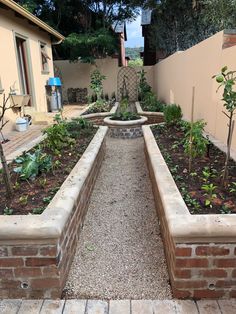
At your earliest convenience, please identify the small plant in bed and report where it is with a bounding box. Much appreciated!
[111,111,140,121]
[152,119,236,215]
[0,114,97,215]
[85,99,112,114]
[141,92,165,112]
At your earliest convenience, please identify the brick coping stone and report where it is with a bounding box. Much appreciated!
[142,125,236,244]
[104,115,147,127]
[0,126,108,241]
[136,101,164,118]
[81,102,119,119]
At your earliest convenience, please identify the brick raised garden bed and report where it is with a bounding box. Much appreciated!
[136,102,164,125]
[0,126,108,299]
[143,125,236,299]
[81,102,118,125]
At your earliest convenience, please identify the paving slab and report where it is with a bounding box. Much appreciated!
[18,300,43,314]
[86,300,108,314]
[63,299,86,314]
[132,300,153,314]
[196,300,221,314]
[153,300,176,313]
[174,300,198,314]
[40,300,65,314]
[109,300,130,314]
[0,299,22,314]
[218,299,236,314]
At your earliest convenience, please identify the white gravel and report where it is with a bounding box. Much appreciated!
[63,137,172,300]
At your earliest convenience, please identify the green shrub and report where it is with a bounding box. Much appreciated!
[138,70,151,100]
[86,99,111,114]
[111,111,140,121]
[43,114,75,153]
[164,104,182,125]
[142,92,165,112]
[183,120,209,158]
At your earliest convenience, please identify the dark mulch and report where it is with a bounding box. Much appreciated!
[152,124,236,215]
[0,129,97,215]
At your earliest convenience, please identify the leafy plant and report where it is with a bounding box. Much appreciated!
[164,104,182,125]
[213,66,236,184]
[38,177,47,189]
[201,183,217,207]
[14,149,52,181]
[142,92,165,112]
[138,70,151,100]
[90,69,106,101]
[3,207,13,215]
[43,196,53,204]
[86,99,110,114]
[183,120,209,161]
[43,115,75,153]
[111,111,140,121]
[229,182,236,193]
[32,207,45,215]
[19,195,28,206]
[119,97,129,113]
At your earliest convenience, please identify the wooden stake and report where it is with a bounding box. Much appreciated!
[189,86,195,173]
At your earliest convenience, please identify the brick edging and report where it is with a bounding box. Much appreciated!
[143,125,236,299]
[0,126,108,298]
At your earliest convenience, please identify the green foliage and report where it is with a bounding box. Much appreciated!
[64,29,118,63]
[214,66,236,183]
[142,92,165,112]
[126,47,143,59]
[90,69,106,100]
[183,120,209,158]
[65,117,93,139]
[86,99,111,114]
[43,115,75,153]
[111,111,140,121]
[201,183,217,207]
[138,70,151,101]
[128,58,143,67]
[151,0,236,57]
[14,149,52,181]
[32,207,44,215]
[164,104,182,125]
[120,97,129,113]
[3,207,13,215]
[229,182,236,193]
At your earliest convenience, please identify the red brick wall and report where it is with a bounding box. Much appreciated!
[145,144,236,299]
[0,137,106,299]
[223,33,236,49]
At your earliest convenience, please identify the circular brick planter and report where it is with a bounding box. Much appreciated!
[104,116,148,139]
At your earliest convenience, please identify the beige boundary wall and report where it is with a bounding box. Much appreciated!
[0,6,55,131]
[55,59,154,101]
[154,30,236,151]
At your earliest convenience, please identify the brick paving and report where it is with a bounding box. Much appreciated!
[0,299,236,313]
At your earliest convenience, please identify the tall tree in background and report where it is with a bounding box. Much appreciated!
[16,0,144,62]
[150,0,236,57]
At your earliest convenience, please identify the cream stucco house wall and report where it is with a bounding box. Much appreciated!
[0,0,64,131]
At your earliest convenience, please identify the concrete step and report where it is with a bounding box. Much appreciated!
[0,299,235,314]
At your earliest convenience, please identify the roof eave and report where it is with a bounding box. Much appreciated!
[0,0,65,42]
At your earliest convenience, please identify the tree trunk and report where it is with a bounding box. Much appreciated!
[0,142,13,197]
[222,112,235,185]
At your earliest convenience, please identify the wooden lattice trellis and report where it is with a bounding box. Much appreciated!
[117,66,138,102]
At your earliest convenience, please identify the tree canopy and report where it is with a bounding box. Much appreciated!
[150,0,236,56]
[16,0,145,62]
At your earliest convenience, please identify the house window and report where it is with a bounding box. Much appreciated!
[40,43,50,73]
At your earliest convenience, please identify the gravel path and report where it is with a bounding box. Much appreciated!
[64,137,172,300]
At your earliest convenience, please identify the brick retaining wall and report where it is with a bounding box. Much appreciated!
[0,127,107,298]
[143,125,236,299]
